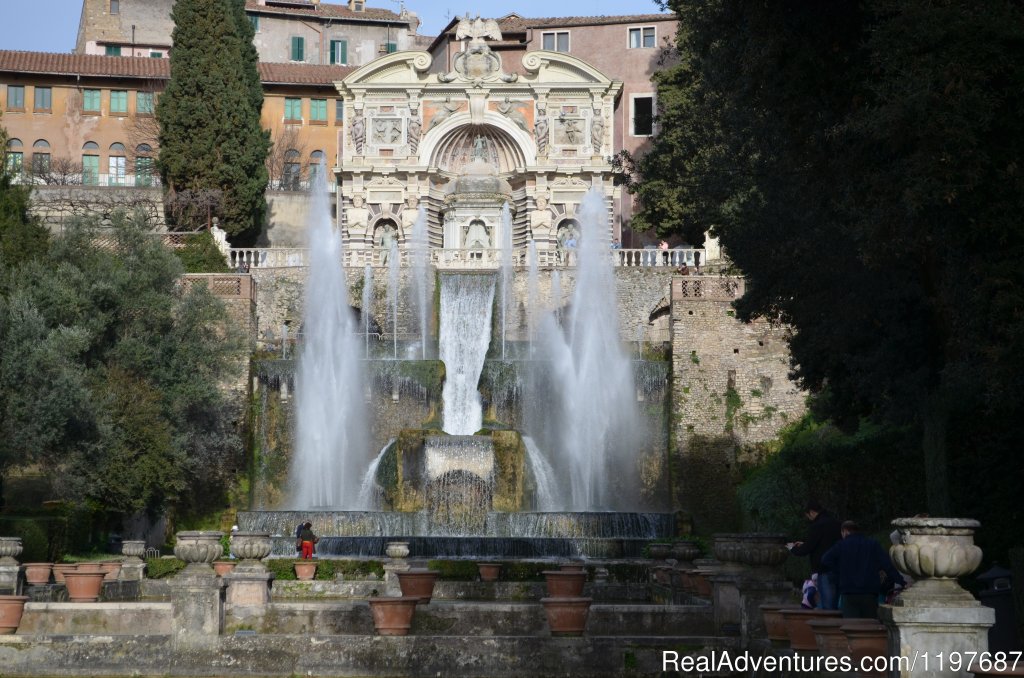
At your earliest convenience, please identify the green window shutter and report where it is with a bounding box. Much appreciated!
[386,42,397,54]
[105,45,122,56]
[83,89,101,112]
[311,99,327,121]
[82,155,99,184]
[291,36,304,61]
[110,90,127,113]
[137,91,153,115]
[34,87,51,111]
[330,40,347,65]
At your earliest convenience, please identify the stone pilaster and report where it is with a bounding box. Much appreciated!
[169,569,223,648]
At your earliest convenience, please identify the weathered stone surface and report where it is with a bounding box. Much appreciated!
[16,602,172,635]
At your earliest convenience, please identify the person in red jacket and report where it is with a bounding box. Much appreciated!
[297,522,318,560]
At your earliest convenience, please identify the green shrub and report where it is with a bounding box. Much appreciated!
[145,557,186,579]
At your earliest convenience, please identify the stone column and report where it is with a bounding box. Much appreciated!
[169,531,224,648]
[711,533,793,644]
[0,537,22,595]
[120,540,147,582]
[879,517,994,678]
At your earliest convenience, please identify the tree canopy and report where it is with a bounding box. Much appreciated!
[629,0,1024,555]
[157,0,270,243]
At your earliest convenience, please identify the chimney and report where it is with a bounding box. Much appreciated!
[348,0,365,11]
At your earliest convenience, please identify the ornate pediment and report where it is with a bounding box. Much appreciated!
[439,14,518,86]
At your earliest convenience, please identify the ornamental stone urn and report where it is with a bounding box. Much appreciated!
[230,532,273,572]
[173,531,223,576]
[120,540,147,581]
[385,542,410,559]
[0,537,22,566]
[121,540,146,559]
[889,517,983,606]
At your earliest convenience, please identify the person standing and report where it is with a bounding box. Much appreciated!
[298,522,318,560]
[787,501,842,609]
[820,520,905,619]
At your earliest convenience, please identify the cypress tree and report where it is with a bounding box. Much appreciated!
[157,0,270,243]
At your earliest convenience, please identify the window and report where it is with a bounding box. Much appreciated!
[385,42,397,54]
[628,27,656,48]
[109,143,127,184]
[542,31,569,52]
[284,97,302,122]
[110,90,127,114]
[249,15,259,32]
[137,91,154,115]
[32,140,50,175]
[352,0,364,11]
[290,36,305,61]
[110,0,119,14]
[150,51,163,58]
[330,39,347,65]
[335,99,344,126]
[309,150,325,183]
[82,144,99,185]
[631,95,654,136]
[283,149,301,190]
[6,85,25,110]
[135,144,154,187]
[34,87,52,112]
[5,139,23,174]
[310,99,327,123]
[105,45,122,56]
[83,89,101,113]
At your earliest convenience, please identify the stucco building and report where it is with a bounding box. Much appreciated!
[75,0,425,67]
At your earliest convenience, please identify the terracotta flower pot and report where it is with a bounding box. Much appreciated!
[690,571,712,597]
[22,562,53,585]
[397,569,439,604]
[294,560,317,581]
[63,571,106,602]
[368,597,418,636]
[477,562,501,582]
[841,621,888,678]
[559,562,585,572]
[541,597,592,636]
[213,561,237,577]
[98,562,121,581]
[543,570,587,598]
[760,604,802,643]
[52,564,77,584]
[647,543,672,560]
[75,563,104,574]
[807,617,850,657]
[0,595,29,634]
[780,608,842,651]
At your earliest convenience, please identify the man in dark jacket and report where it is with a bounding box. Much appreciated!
[820,520,905,619]
[787,501,842,609]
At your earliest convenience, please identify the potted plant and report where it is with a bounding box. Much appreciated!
[780,608,842,651]
[62,570,106,602]
[22,563,53,585]
[477,562,501,582]
[841,621,888,678]
[98,562,121,581]
[647,541,672,559]
[368,596,419,635]
[52,564,77,584]
[543,569,587,598]
[396,569,440,604]
[294,560,317,581]
[0,595,30,634]
[213,561,237,577]
[540,597,593,636]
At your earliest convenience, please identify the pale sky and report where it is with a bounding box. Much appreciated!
[0,0,665,53]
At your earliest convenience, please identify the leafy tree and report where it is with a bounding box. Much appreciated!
[175,231,231,273]
[630,0,1024,553]
[157,0,270,243]
[0,116,49,269]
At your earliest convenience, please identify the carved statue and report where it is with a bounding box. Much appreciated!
[590,113,605,151]
[402,197,420,232]
[372,119,402,145]
[530,196,552,236]
[472,135,488,162]
[464,219,491,249]
[563,118,582,144]
[346,195,369,235]
[455,15,503,45]
[408,112,422,153]
[350,113,365,154]
[498,98,528,131]
[375,221,398,262]
[534,107,549,155]
[427,99,461,131]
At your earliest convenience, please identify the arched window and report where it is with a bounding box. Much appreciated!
[83,141,99,150]
[4,138,23,174]
[308,150,325,184]
[135,143,152,155]
[32,140,51,175]
[108,143,127,185]
[82,142,100,184]
[283,149,301,190]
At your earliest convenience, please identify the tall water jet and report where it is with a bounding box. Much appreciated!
[528,188,640,509]
[499,202,513,359]
[440,274,496,435]
[527,239,539,353]
[291,168,369,509]
[362,264,373,358]
[387,238,400,359]
[410,206,431,359]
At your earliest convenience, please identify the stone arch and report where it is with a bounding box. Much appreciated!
[419,113,536,170]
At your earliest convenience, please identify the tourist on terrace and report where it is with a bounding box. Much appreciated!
[298,522,318,560]
[787,500,842,609]
[677,262,690,276]
[820,520,905,619]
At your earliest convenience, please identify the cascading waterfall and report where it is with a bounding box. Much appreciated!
[356,438,396,508]
[410,206,431,359]
[440,274,496,435]
[499,202,513,359]
[362,264,373,358]
[551,270,563,323]
[291,167,369,509]
[523,436,557,511]
[387,238,400,359]
[528,188,640,510]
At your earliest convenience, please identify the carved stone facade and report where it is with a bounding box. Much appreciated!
[335,16,622,258]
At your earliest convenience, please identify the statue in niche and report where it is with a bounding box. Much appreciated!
[498,98,528,131]
[534,107,549,155]
[350,113,365,154]
[530,196,552,236]
[556,220,581,263]
[561,118,583,144]
[408,111,422,153]
[590,113,605,151]
[346,195,369,235]
[427,99,461,131]
[375,220,399,264]
[472,134,488,161]
[464,219,491,249]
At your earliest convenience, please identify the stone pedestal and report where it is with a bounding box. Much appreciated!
[736,577,793,645]
[880,603,994,678]
[225,568,274,609]
[169,570,223,648]
[384,561,411,596]
[0,564,20,595]
[709,572,742,636]
[120,561,146,582]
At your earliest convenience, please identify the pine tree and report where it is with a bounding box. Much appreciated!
[157,0,270,243]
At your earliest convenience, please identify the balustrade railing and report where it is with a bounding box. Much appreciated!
[227,246,708,270]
